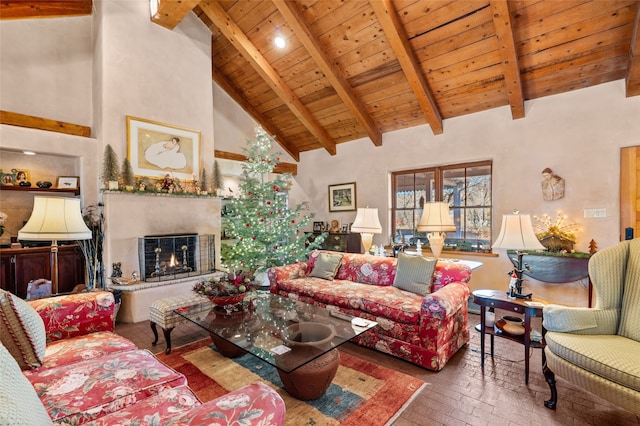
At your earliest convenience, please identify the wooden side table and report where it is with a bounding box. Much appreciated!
[472,289,546,384]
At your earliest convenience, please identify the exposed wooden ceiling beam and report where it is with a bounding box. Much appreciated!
[490,0,525,119]
[213,68,301,162]
[626,3,640,97]
[150,0,200,30]
[199,0,337,156]
[274,0,382,147]
[0,110,91,137]
[370,0,443,135]
[0,0,92,20]
[214,150,297,175]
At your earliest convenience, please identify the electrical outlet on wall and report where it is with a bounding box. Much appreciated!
[584,208,606,218]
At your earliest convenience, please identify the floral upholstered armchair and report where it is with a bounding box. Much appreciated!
[542,238,640,414]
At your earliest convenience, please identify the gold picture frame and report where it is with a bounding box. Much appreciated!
[328,182,356,212]
[126,116,201,180]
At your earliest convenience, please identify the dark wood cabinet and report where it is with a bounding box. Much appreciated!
[313,232,362,253]
[0,245,85,298]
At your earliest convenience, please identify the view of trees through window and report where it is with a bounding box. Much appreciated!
[392,161,492,253]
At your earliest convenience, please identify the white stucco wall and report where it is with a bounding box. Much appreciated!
[1,2,218,284]
[94,0,214,176]
[288,80,640,305]
[212,78,640,306]
[0,16,93,126]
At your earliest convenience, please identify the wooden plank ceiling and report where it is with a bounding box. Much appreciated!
[4,1,639,162]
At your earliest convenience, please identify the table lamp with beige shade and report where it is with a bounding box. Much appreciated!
[350,207,382,254]
[492,210,546,299]
[416,202,456,259]
[18,197,92,294]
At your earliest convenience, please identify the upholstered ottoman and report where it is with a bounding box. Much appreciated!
[149,294,213,354]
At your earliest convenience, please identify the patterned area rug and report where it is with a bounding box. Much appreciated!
[156,338,426,426]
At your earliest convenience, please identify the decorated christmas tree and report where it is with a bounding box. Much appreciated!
[223,128,323,274]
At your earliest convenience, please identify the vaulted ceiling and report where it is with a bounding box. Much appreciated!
[3,1,639,162]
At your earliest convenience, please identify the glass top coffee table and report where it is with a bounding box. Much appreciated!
[174,292,377,400]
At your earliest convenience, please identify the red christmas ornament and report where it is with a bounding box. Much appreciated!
[252,236,256,240]
[246,223,251,227]
[266,200,271,205]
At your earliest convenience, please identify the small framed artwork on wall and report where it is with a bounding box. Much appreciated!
[56,176,80,190]
[328,182,356,212]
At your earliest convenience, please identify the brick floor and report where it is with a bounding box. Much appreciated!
[115,310,639,425]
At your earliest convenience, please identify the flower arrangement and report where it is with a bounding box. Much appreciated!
[192,271,257,300]
[533,212,579,252]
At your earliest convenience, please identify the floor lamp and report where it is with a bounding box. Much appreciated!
[417,202,456,259]
[492,211,545,299]
[18,197,92,294]
[351,207,382,254]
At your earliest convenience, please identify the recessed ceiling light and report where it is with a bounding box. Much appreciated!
[274,32,286,49]
[23,151,36,155]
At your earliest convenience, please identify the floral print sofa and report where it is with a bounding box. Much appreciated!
[0,290,285,425]
[268,250,473,371]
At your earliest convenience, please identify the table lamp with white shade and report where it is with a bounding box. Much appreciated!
[492,210,545,299]
[416,202,456,259]
[350,207,382,254]
[18,197,92,294]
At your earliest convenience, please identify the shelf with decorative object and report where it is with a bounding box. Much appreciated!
[0,185,80,196]
[507,250,592,306]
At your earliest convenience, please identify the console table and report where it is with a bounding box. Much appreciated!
[508,252,592,306]
[472,289,546,384]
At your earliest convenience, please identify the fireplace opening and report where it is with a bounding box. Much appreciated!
[138,234,216,281]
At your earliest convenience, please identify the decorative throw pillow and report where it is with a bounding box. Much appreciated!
[0,289,46,369]
[309,252,344,280]
[393,253,437,295]
[0,342,53,425]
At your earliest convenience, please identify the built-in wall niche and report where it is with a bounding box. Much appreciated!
[0,149,81,245]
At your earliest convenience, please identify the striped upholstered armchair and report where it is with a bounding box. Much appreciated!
[541,238,640,414]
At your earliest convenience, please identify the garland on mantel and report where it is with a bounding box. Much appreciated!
[101,190,219,199]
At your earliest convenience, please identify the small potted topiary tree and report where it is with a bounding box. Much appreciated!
[102,144,120,190]
[121,157,135,191]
